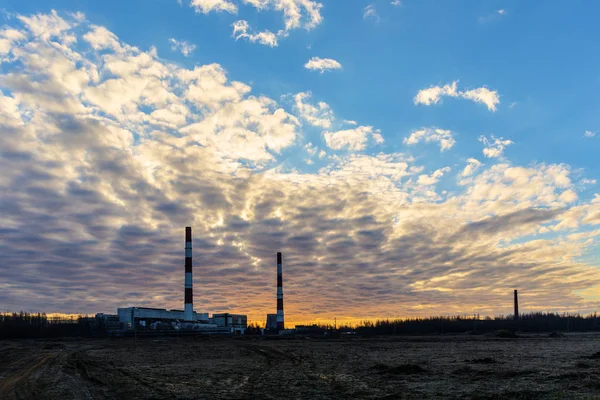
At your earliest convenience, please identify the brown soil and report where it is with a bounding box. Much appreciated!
[1,333,600,399]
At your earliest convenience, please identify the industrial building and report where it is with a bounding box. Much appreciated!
[265,314,278,330]
[117,307,210,328]
[98,227,249,335]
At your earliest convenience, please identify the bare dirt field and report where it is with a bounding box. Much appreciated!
[1,333,600,399]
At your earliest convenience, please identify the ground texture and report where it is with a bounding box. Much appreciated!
[1,333,600,399]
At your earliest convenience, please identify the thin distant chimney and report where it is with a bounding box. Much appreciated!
[184,227,193,321]
[514,289,519,321]
[276,252,284,330]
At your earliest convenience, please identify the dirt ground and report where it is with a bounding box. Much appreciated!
[1,333,600,399]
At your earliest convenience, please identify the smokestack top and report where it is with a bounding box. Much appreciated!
[186,226,192,242]
[277,252,282,264]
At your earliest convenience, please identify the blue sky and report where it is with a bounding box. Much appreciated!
[1,1,599,323]
[4,0,598,175]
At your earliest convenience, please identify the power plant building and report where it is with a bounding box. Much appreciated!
[117,307,210,328]
[266,314,278,330]
[106,227,248,334]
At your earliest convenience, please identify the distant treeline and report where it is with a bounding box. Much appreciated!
[2,311,600,339]
[0,312,98,339]
[315,312,600,336]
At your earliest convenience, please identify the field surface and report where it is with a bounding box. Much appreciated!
[1,334,600,399]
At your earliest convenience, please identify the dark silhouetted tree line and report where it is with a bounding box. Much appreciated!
[0,312,99,339]
[336,312,600,335]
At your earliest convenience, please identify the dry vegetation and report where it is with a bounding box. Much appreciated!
[1,334,600,399]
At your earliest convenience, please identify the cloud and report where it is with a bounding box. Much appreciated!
[414,81,500,111]
[232,20,278,47]
[17,9,73,41]
[169,38,197,56]
[391,0,402,6]
[190,0,238,14]
[304,57,342,73]
[293,91,333,128]
[414,81,458,106]
[323,126,383,151]
[2,11,600,324]
[404,128,456,152]
[186,0,323,46]
[417,167,451,186]
[462,158,482,177]
[479,135,513,158]
[305,142,318,156]
[461,87,500,112]
[363,5,379,21]
[83,25,121,50]
[585,130,596,138]
[478,9,507,24]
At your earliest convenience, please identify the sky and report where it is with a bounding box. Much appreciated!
[0,0,599,326]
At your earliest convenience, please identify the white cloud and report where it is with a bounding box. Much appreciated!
[190,0,238,14]
[372,132,385,144]
[417,166,451,186]
[479,135,513,158]
[169,38,197,56]
[497,9,506,15]
[462,87,500,112]
[83,25,120,50]
[363,5,379,21]
[0,29,27,58]
[323,126,382,151]
[414,81,500,112]
[391,0,402,6]
[305,142,318,156]
[187,0,323,46]
[404,128,456,152]
[343,120,357,126]
[293,91,333,128]
[304,57,342,73]
[232,20,278,47]
[462,158,482,177]
[17,9,73,41]
[584,130,596,138]
[414,81,458,106]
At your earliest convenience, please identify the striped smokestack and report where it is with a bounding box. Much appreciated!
[184,227,193,321]
[514,289,519,321]
[276,252,284,330]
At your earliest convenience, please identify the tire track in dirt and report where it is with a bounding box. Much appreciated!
[68,350,177,399]
[0,353,59,400]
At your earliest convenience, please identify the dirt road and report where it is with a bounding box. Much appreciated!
[1,334,600,399]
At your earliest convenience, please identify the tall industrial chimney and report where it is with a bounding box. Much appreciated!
[514,289,519,321]
[276,252,284,330]
[184,227,193,321]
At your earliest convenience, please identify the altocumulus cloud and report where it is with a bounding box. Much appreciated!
[414,80,500,112]
[187,0,323,47]
[1,11,600,324]
[304,56,342,73]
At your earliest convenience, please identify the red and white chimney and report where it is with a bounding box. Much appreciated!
[276,252,284,330]
[184,227,193,321]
